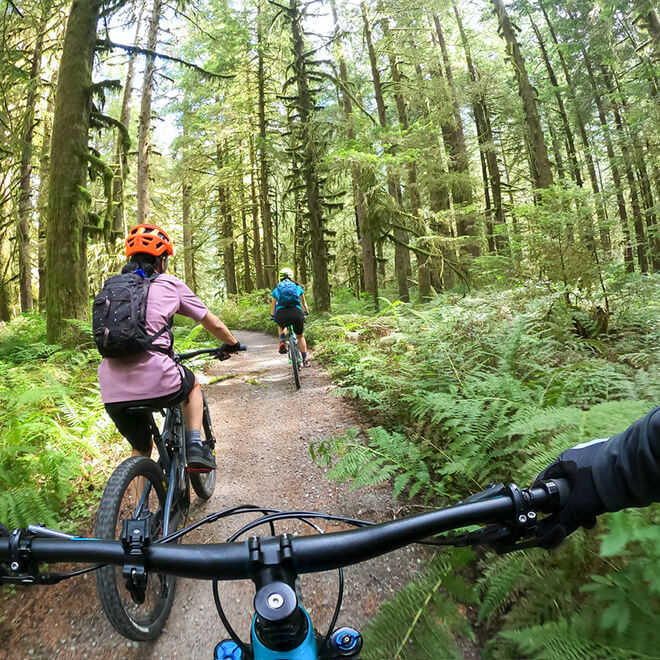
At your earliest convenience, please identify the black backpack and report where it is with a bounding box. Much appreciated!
[92,272,172,358]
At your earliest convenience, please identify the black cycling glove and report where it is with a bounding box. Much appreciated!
[218,341,242,354]
[533,442,607,549]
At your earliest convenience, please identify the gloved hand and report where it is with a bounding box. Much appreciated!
[218,341,243,354]
[270,314,275,321]
[534,441,608,549]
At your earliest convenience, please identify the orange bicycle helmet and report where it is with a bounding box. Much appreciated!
[125,224,174,258]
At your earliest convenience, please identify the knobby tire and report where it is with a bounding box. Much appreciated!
[95,456,177,640]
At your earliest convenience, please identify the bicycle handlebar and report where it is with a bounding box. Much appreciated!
[176,345,247,362]
[0,479,567,583]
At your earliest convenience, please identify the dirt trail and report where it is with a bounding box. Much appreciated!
[1,331,423,660]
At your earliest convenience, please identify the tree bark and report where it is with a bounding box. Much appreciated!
[599,65,648,273]
[217,143,237,295]
[136,0,162,224]
[580,47,634,271]
[432,14,478,255]
[17,16,47,312]
[362,1,409,302]
[289,0,330,311]
[240,181,252,293]
[528,11,581,187]
[257,0,275,287]
[539,3,610,251]
[182,175,195,292]
[453,2,506,254]
[491,0,553,190]
[331,0,378,309]
[46,0,101,343]
[249,135,265,289]
[112,7,143,235]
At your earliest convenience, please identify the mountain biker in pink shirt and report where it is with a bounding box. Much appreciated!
[98,224,241,471]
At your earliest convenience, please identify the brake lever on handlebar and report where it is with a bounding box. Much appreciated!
[431,482,556,554]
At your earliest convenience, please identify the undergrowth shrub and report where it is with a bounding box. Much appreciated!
[0,314,117,529]
[305,276,660,658]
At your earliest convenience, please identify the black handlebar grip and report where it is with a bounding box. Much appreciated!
[551,477,571,508]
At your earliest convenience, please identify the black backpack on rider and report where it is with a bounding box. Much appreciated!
[92,271,171,358]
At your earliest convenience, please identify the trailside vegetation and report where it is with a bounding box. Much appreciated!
[305,275,660,658]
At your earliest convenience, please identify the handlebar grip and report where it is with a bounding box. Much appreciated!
[550,477,571,508]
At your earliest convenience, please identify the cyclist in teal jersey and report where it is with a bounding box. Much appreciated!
[270,267,310,366]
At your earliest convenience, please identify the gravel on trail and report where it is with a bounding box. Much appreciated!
[1,330,424,660]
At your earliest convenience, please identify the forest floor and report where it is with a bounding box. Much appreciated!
[0,330,434,660]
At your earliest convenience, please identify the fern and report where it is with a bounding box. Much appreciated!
[311,427,443,499]
[362,549,476,660]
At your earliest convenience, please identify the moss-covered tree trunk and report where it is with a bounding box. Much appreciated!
[17,19,46,312]
[182,175,195,291]
[331,0,377,309]
[217,143,237,295]
[112,9,142,235]
[257,0,276,287]
[137,0,162,224]
[289,0,330,311]
[362,1,409,303]
[491,0,553,190]
[46,0,101,343]
[249,135,265,289]
[454,2,506,255]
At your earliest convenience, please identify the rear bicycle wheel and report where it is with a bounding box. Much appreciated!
[190,394,216,500]
[95,456,176,640]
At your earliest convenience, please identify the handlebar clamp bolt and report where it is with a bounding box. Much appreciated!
[10,561,19,572]
[518,514,527,524]
[267,593,284,609]
[527,511,536,520]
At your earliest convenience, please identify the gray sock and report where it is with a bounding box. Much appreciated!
[185,430,202,446]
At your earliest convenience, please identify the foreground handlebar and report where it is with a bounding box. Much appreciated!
[0,480,567,582]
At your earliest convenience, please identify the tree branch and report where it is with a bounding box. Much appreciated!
[95,39,235,79]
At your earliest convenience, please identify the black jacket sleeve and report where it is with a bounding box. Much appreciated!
[592,405,660,512]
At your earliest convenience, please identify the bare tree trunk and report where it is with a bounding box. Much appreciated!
[491,0,553,190]
[182,176,195,291]
[581,48,634,271]
[113,5,143,234]
[453,2,506,255]
[432,14,478,256]
[240,182,252,293]
[257,0,275,287]
[136,0,162,224]
[289,0,331,311]
[249,136,265,289]
[217,143,237,295]
[331,0,377,309]
[539,3,610,251]
[528,12,581,186]
[599,65,648,273]
[17,17,47,312]
[362,1,409,302]
[46,0,102,343]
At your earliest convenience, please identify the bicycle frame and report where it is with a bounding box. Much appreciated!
[150,405,188,537]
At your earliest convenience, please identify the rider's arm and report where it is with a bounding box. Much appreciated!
[535,406,660,546]
[200,312,238,346]
[300,293,309,314]
[270,296,276,317]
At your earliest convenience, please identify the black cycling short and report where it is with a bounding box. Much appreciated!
[275,307,304,336]
[105,365,196,453]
